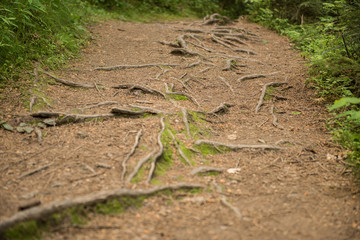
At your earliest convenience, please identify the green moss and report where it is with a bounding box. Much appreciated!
[194,144,229,156]
[131,166,145,184]
[95,196,146,215]
[169,94,188,101]
[4,221,43,240]
[264,86,275,100]
[197,171,221,177]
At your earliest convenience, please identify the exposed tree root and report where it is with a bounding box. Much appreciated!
[208,102,234,115]
[212,181,243,219]
[121,129,143,180]
[167,129,192,166]
[164,83,200,107]
[237,72,280,82]
[111,107,162,116]
[157,41,180,48]
[194,140,283,151]
[186,59,202,68]
[255,82,288,113]
[29,95,36,112]
[127,104,171,115]
[126,149,157,184]
[187,41,214,52]
[156,69,171,80]
[222,59,244,71]
[147,117,166,184]
[223,36,248,46]
[181,108,191,138]
[202,13,232,25]
[211,36,257,55]
[0,183,204,232]
[31,112,114,125]
[112,84,166,99]
[213,32,250,41]
[94,63,179,71]
[199,67,211,73]
[80,101,118,110]
[18,164,52,179]
[215,54,264,65]
[190,167,225,175]
[34,127,42,145]
[270,104,284,130]
[219,77,234,94]
[43,72,95,88]
[170,48,205,58]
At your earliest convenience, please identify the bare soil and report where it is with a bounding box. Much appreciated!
[1,17,360,240]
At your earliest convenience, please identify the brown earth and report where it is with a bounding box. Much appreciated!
[1,17,360,240]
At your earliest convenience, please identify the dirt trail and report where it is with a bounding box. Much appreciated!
[1,17,360,239]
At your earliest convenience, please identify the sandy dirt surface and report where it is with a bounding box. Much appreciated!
[1,16,359,240]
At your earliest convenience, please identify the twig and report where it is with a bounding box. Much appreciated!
[219,77,234,94]
[270,104,284,130]
[255,82,287,113]
[94,63,179,71]
[194,140,283,151]
[0,183,204,232]
[190,167,225,175]
[147,117,166,184]
[121,129,143,180]
[237,72,280,82]
[18,164,52,179]
[167,130,192,165]
[43,72,95,88]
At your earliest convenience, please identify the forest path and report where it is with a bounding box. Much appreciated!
[1,16,359,239]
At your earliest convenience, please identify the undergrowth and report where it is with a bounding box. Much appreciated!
[246,0,360,180]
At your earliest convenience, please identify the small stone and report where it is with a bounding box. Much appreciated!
[227,168,241,174]
[227,134,237,141]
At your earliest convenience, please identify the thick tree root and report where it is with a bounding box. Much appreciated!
[237,72,280,82]
[208,102,234,115]
[202,13,232,25]
[80,101,118,110]
[190,167,225,176]
[94,63,179,71]
[43,72,95,88]
[211,36,257,55]
[194,140,283,151]
[167,130,192,166]
[111,107,161,116]
[127,104,171,115]
[0,183,204,232]
[112,84,166,99]
[147,117,166,184]
[121,129,143,180]
[255,82,288,113]
[31,112,114,125]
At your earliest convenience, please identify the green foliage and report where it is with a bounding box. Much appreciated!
[245,0,360,179]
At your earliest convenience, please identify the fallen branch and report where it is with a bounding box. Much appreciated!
[94,63,179,71]
[18,164,52,179]
[270,104,284,130]
[190,167,225,175]
[182,108,191,138]
[167,130,192,166]
[237,72,280,82]
[208,102,234,115]
[112,84,166,99]
[147,117,166,184]
[0,183,204,232]
[194,139,283,151]
[121,129,143,180]
[43,72,95,88]
[255,82,288,113]
[218,77,234,94]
